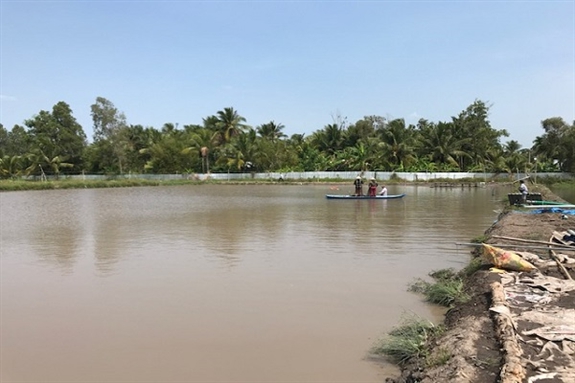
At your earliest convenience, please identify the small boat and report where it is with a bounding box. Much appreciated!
[325,193,406,200]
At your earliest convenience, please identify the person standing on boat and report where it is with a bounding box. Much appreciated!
[518,180,528,203]
[379,185,388,196]
[368,178,378,197]
[354,176,364,196]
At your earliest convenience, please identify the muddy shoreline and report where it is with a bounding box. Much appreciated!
[385,184,575,383]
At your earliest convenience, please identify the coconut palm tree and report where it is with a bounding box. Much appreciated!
[310,124,344,155]
[219,128,258,172]
[182,128,218,173]
[214,107,248,145]
[502,140,529,176]
[339,141,376,171]
[419,122,470,170]
[256,121,287,142]
[377,119,417,171]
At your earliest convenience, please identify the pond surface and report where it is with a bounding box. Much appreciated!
[0,184,500,382]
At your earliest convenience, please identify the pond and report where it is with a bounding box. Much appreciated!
[0,184,500,382]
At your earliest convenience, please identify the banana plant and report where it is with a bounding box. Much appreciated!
[0,155,24,179]
[26,150,73,179]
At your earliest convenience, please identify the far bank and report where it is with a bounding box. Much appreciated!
[1,171,573,193]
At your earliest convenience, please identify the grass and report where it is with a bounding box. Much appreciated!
[429,268,458,281]
[372,314,442,365]
[425,279,468,306]
[461,257,485,277]
[3,174,571,192]
[0,178,207,191]
[471,234,489,244]
[408,268,470,307]
[539,177,575,186]
[0,177,316,191]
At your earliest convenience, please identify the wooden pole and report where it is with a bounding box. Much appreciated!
[549,249,573,280]
[490,235,574,249]
[455,243,575,252]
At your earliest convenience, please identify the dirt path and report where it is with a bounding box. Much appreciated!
[386,184,575,383]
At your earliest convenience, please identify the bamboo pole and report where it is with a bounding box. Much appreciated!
[490,235,574,249]
[455,243,575,252]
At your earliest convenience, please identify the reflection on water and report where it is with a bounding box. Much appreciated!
[0,184,499,382]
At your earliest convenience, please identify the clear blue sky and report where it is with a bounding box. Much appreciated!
[1,0,573,148]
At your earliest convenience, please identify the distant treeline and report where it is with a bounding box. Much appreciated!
[1,97,574,179]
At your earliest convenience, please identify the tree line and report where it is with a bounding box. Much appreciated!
[0,97,574,179]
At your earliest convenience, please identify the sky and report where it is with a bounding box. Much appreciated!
[1,0,573,148]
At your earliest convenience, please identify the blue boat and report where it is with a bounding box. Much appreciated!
[325,193,406,200]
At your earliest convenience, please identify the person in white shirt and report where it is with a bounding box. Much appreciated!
[379,185,388,196]
[518,180,528,203]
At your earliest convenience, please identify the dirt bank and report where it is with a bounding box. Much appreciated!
[386,184,575,383]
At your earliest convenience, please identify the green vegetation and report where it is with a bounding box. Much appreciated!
[409,268,470,307]
[425,278,468,307]
[372,314,443,365]
[377,255,486,367]
[0,175,540,192]
[461,257,485,277]
[2,98,574,180]
[0,178,205,191]
[0,177,341,191]
[538,176,575,186]
[471,234,489,243]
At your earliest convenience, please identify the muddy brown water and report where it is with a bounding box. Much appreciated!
[1,184,501,382]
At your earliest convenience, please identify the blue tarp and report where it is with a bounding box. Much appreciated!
[529,208,575,215]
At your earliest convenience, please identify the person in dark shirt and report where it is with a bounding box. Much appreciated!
[353,176,364,196]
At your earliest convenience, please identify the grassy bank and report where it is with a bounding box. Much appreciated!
[2,173,568,195]
[4,175,570,192]
[372,262,485,365]
[0,177,340,191]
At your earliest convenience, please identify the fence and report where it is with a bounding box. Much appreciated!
[28,171,574,182]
